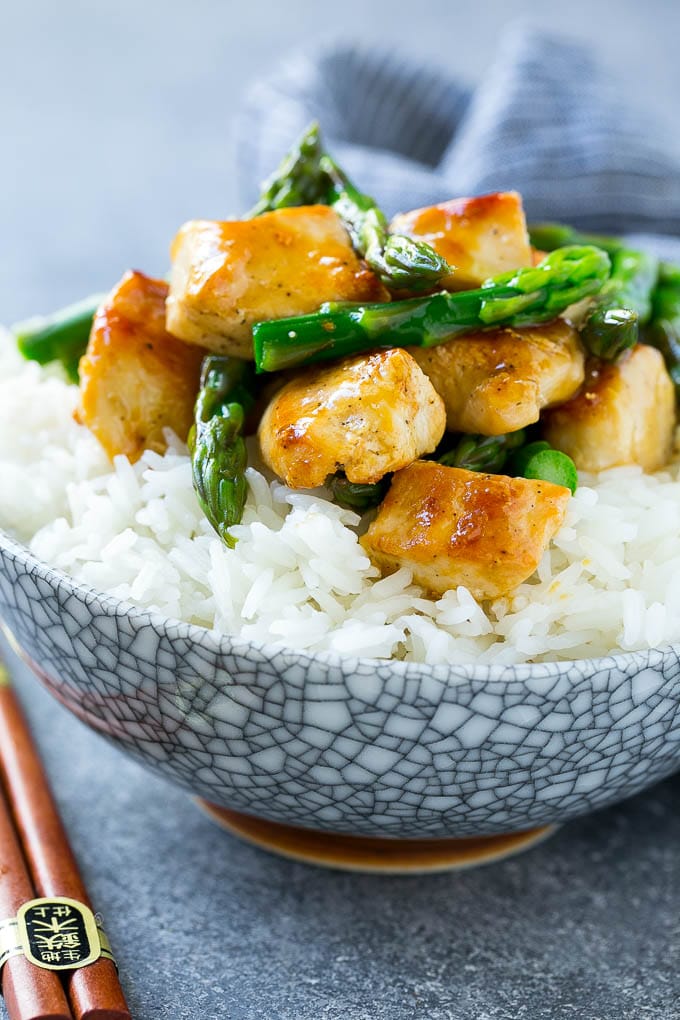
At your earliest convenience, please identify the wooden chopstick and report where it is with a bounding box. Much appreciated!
[0,657,131,1020]
[0,781,74,1020]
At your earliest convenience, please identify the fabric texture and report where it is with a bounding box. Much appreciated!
[236,28,680,237]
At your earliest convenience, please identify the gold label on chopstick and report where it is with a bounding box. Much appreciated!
[16,897,102,971]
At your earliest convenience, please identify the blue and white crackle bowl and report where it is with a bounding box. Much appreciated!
[1,528,679,859]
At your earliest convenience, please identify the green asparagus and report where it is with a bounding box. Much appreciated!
[321,154,450,292]
[434,431,576,492]
[579,248,658,360]
[247,122,451,292]
[532,220,670,359]
[436,431,527,473]
[326,473,389,511]
[507,440,578,494]
[189,356,256,547]
[646,262,680,397]
[253,245,611,373]
[530,222,679,277]
[12,294,104,383]
[247,122,328,217]
[532,221,680,370]
[529,223,622,258]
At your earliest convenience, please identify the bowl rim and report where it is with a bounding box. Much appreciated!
[1,525,672,683]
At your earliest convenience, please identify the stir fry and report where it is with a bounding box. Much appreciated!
[13,124,679,601]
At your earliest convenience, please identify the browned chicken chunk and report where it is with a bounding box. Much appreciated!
[77,271,205,462]
[411,319,585,435]
[390,192,532,290]
[258,349,446,488]
[361,461,570,599]
[166,206,389,358]
[542,344,676,473]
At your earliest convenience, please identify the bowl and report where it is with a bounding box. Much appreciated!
[1,528,679,842]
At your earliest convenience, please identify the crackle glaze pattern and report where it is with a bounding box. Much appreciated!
[1,531,679,837]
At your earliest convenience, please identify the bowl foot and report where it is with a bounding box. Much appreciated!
[195,800,558,873]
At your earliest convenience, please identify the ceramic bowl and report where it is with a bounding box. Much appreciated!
[1,528,679,840]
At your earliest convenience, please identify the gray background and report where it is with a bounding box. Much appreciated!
[1,2,680,1018]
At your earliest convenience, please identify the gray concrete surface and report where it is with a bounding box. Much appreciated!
[1,3,680,1017]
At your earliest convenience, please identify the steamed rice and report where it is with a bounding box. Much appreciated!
[2,328,680,665]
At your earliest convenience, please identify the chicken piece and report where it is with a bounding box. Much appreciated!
[411,319,585,436]
[77,271,206,462]
[390,192,532,290]
[543,344,676,473]
[166,206,389,358]
[258,348,446,488]
[361,461,570,599]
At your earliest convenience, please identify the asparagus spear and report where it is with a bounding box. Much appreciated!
[321,154,450,293]
[247,122,328,217]
[12,294,104,383]
[437,431,527,473]
[529,223,622,258]
[646,262,680,397]
[507,440,578,494]
[438,433,578,493]
[655,262,680,286]
[580,247,659,360]
[253,245,611,373]
[531,221,664,359]
[326,473,389,511]
[247,122,451,292]
[530,221,678,276]
[189,355,256,547]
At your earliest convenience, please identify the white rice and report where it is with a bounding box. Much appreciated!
[2,327,680,665]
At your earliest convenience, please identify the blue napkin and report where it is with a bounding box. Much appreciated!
[236,27,680,247]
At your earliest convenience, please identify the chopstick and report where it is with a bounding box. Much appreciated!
[0,655,131,1020]
[0,782,73,1020]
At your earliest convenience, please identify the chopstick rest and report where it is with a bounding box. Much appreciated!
[0,657,131,1020]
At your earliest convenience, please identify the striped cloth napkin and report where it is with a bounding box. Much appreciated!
[236,28,680,256]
